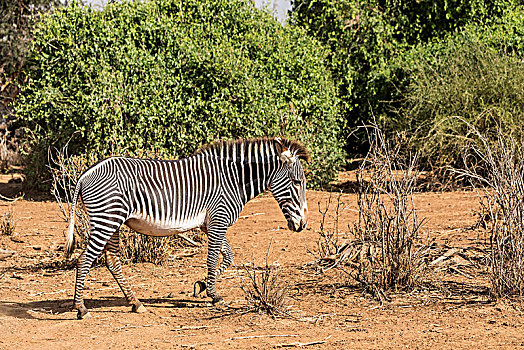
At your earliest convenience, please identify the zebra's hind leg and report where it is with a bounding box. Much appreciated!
[73,250,91,319]
[73,206,128,320]
[105,232,146,314]
[74,238,107,320]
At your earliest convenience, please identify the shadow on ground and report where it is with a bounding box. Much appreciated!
[0,296,209,320]
[0,174,53,201]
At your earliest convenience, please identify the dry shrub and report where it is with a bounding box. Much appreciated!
[238,242,291,317]
[0,125,21,172]
[315,191,346,261]
[314,124,426,301]
[50,144,202,265]
[0,207,15,236]
[350,125,426,296]
[119,228,204,265]
[459,127,524,298]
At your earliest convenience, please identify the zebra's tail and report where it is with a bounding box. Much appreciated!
[65,180,82,259]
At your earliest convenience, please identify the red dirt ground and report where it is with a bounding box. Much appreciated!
[1,174,523,349]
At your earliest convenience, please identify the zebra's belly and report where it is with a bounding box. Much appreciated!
[125,210,207,237]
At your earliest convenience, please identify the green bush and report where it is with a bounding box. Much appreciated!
[392,7,524,171]
[16,0,343,188]
[290,1,397,153]
[290,0,519,155]
[1,0,58,115]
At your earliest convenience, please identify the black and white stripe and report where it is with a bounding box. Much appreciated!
[65,137,309,319]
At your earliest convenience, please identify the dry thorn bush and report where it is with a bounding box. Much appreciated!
[315,191,347,262]
[350,125,427,299]
[49,144,203,265]
[237,241,291,317]
[458,126,524,298]
[312,123,427,302]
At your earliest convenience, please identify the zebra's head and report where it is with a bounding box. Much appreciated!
[271,139,309,233]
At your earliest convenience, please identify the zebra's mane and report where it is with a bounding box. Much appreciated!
[195,137,310,162]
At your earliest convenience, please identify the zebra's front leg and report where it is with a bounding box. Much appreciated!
[216,239,234,278]
[203,227,227,304]
[193,239,234,298]
[105,232,146,314]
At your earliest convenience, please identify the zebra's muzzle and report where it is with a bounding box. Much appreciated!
[287,215,307,232]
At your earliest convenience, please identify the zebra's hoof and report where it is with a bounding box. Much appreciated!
[77,310,92,320]
[193,281,207,297]
[211,295,224,305]
[132,303,147,313]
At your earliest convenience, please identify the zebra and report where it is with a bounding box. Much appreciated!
[64,137,309,319]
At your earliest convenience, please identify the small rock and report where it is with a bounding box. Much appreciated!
[0,249,15,260]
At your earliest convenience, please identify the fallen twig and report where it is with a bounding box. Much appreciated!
[225,334,299,341]
[0,193,23,202]
[181,342,214,348]
[30,289,68,297]
[276,335,332,348]
[118,323,164,330]
[177,233,200,247]
[448,266,474,279]
[431,248,460,265]
[240,212,265,219]
[174,251,200,259]
[171,325,218,332]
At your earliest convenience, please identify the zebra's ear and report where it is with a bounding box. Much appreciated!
[280,148,297,166]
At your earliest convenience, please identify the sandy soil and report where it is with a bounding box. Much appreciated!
[0,175,523,349]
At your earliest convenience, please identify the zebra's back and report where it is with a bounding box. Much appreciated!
[79,156,218,236]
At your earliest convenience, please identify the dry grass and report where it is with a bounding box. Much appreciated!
[458,127,524,298]
[49,144,203,265]
[237,241,291,317]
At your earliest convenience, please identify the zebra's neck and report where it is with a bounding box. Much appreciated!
[235,153,280,204]
[196,138,282,203]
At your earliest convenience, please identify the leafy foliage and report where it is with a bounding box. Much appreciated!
[291,0,396,153]
[392,8,524,172]
[0,0,59,116]
[16,0,343,188]
[290,0,520,155]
